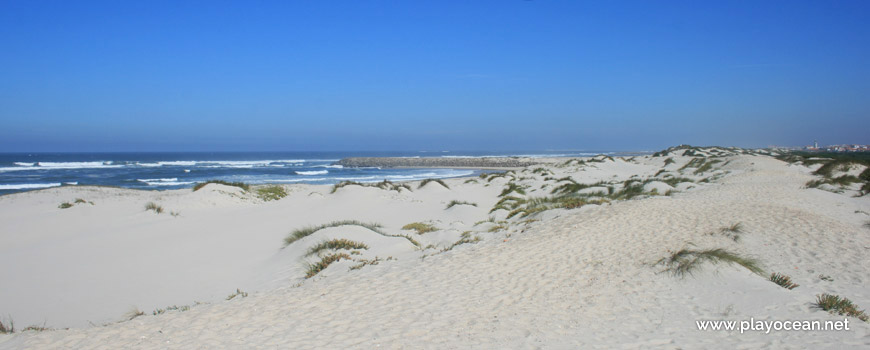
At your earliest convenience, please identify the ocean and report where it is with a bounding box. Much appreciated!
[0,151,613,195]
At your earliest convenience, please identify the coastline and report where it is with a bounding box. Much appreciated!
[1,147,868,349]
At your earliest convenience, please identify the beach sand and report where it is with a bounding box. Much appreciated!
[1,149,868,349]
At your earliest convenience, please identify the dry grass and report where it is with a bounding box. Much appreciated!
[306,253,352,278]
[402,222,438,234]
[226,288,248,300]
[124,307,145,321]
[0,318,13,334]
[144,202,164,214]
[769,273,799,290]
[815,294,868,322]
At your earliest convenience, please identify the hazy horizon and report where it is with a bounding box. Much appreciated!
[2,1,868,152]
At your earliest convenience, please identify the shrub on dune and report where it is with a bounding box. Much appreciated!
[145,202,164,214]
[306,239,369,256]
[256,185,288,201]
[192,180,250,192]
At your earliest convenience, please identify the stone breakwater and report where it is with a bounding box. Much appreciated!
[335,157,541,168]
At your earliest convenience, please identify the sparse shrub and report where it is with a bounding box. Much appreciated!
[58,202,73,209]
[256,185,288,201]
[144,202,164,214]
[192,180,250,192]
[170,211,181,217]
[419,178,450,189]
[815,294,868,322]
[464,179,479,184]
[284,220,383,247]
[403,222,438,234]
[306,239,369,256]
[306,253,352,278]
[769,273,799,290]
[655,247,764,277]
[664,158,675,166]
[330,181,362,193]
[74,198,87,204]
[226,288,248,300]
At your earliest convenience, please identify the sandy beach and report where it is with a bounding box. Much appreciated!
[1,147,868,349]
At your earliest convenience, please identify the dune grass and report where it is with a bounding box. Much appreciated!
[124,307,145,321]
[330,181,362,193]
[419,178,450,189]
[663,157,675,166]
[306,238,369,256]
[693,159,722,175]
[713,223,743,241]
[656,248,764,277]
[403,222,438,234]
[306,253,352,278]
[226,288,248,300]
[283,220,383,247]
[499,182,527,197]
[58,202,73,209]
[815,294,869,322]
[0,318,13,334]
[192,180,250,192]
[144,202,164,214]
[769,273,799,290]
[445,200,478,209]
[256,185,288,201]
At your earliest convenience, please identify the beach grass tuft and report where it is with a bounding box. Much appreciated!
[445,200,477,209]
[656,248,764,277]
[814,294,868,322]
[498,182,527,197]
[58,202,73,209]
[0,318,13,334]
[226,288,248,300]
[306,238,369,256]
[769,273,799,290]
[402,222,438,234]
[192,180,250,192]
[256,185,288,201]
[714,223,743,241]
[124,307,145,321]
[284,220,383,247]
[419,178,450,189]
[306,253,352,278]
[144,202,164,214]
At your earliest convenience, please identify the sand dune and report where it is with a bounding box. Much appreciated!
[1,150,868,349]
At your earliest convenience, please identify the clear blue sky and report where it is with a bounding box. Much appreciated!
[1,0,868,152]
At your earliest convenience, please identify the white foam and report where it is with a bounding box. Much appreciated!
[313,165,343,169]
[35,162,121,169]
[143,181,196,186]
[137,178,179,183]
[0,183,62,190]
[64,182,78,185]
[13,162,35,166]
[295,170,328,176]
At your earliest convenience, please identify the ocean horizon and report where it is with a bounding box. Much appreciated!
[0,150,637,194]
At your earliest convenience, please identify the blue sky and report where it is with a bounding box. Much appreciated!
[1,1,868,152]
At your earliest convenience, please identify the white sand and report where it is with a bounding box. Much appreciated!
[1,151,868,349]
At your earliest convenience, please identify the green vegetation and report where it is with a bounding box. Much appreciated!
[778,152,870,196]
[330,180,362,193]
[693,159,722,175]
[445,200,478,209]
[713,223,743,242]
[419,178,450,189]
[815,294,868,322]
[663,157,675,166]
[499,182,527,197]
[124,308,145,321]
[192,180,250,192]
[442,232,481,252]
[402,222,438,234]
[153,305,191,315]
[256,185,288,201]
[226,288,248,300]
[58,202,73,209]
[74,198,87,204]
[306,253,352,278]
[769,273,799,290]
[331,180,412,193]
[144,202,164,214]
[464,178,479,184]
[284,220,383,247]
[655,247,764,277]
[306,239,369,256]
